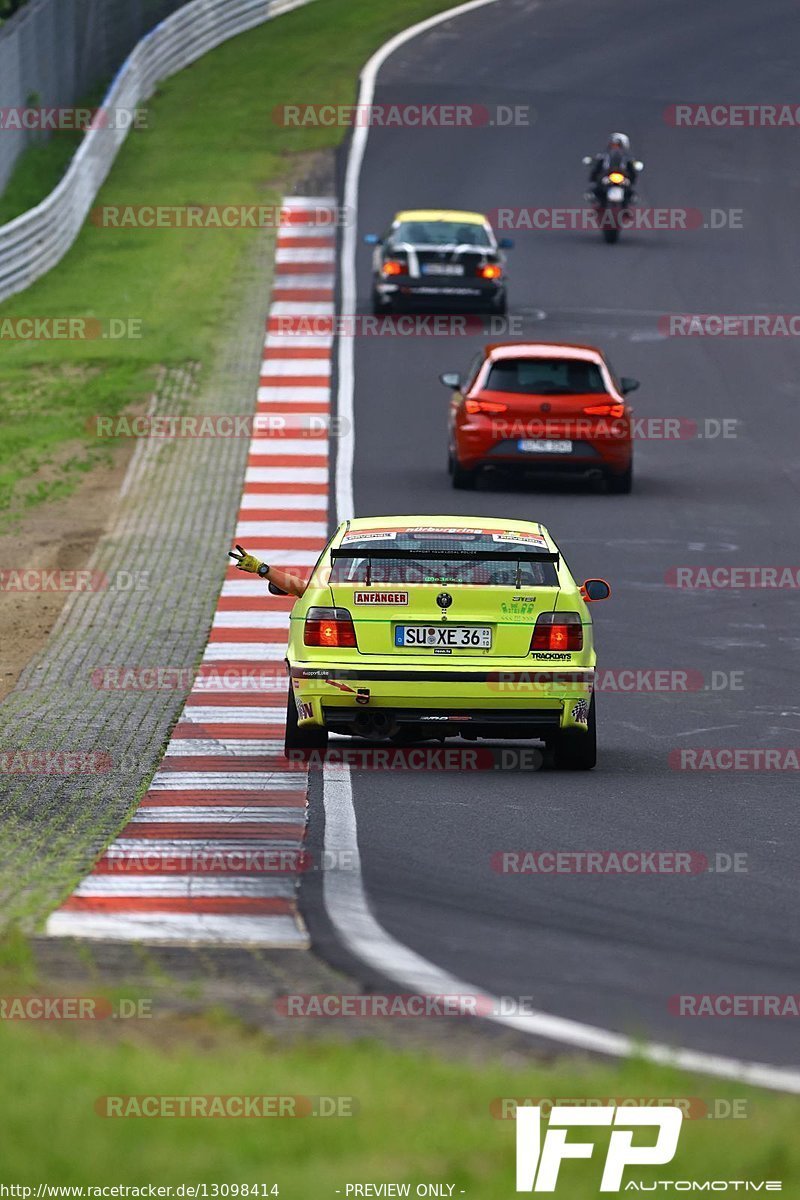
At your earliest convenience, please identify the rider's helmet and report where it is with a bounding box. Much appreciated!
[608,131,630,154]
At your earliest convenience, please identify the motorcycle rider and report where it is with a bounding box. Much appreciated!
[588,132,638,204]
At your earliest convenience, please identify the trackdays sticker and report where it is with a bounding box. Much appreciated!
[405,526,485,534]
[342,530,397,542]
[353,591,408,604]
[492,532,548,546]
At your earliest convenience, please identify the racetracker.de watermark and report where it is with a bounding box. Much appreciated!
[488,669,744,693]
[666,566,800,588]
[0,106,147,131]
[665,103,800,127]
[1,569,149,592]
[90,204,349,229]
[269,314,525,337]
[0,317,142,340]
[0,751,112,775]
[490,207,744,231]
[0,996,151,1020]
[95,1095,356,1118]
[669,994,800,1017]
[90,665,288,690]
[490,1096,750,1120]
[284,747,546,771]
[95,848,317,875]
[669,749,800,771]
[273,102,533,127]
[489,417,738,440]
[490,851,747,874]
[660,314,800,337]
[276,993,542,1018]
[89,414,344,438]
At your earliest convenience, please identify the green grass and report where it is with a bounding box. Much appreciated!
[0,1008,797,1194]
[0,925,35,975]
[0,84,109,226]
[0,0,455,523]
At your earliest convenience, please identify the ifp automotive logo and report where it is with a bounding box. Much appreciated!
[516,1104,682,1192]
[514,1105,783,1192]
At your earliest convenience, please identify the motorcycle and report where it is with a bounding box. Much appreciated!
[582,155,644,243]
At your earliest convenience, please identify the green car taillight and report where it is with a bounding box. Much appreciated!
[530,612,583,652]
[304,607,357,649]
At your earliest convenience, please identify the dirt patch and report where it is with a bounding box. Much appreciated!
[0,439,136,701]
[268,148,336,199]
[31,938,552,1067]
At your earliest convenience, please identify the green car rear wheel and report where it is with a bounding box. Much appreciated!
[552,697,597,770]
[284,682,328,752]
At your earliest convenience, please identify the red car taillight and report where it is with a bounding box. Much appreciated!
[382,260,404,276]
[530,612,583,652]
[304,607,357,648]
[464,398,508,414]
[478,263,502,279]
[583,401,626,418]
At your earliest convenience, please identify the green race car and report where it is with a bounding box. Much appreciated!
[284,515,610,769]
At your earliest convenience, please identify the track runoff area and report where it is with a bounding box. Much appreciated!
[46,196,336,946]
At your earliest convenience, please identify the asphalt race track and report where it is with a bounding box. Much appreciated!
[304,0,800,1069]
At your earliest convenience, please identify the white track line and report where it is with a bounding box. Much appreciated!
[177,706,286,723]
[270,301,333,316]
[234,520,327,538]
[226,549,316,566]
[239,493,325,509]
[271,273,334,289]
[257,387,330,404]
[220,578,301,597]
[212,611,291,629]
[201,644,289,663]
[75,877,296,897]
[327,0,800,1095]
[46,912,305,945]
[322,766,800,1093]
[254,417,331,434]
[148,773,302,791]
[261,358,332,375]
[163,739,285,755]
[280,195,338,206]
[129,807,303,823]
[245,466,328,483]
[101,839,304,853]
[247,438,328,456]
[266,334,334,349]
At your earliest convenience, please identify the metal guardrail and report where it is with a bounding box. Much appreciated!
[0,1,191,195]
[0,0,313,303]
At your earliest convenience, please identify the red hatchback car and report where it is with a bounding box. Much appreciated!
[442,341,638,493]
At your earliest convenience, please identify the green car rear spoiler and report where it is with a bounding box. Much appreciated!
[331,547,559,564]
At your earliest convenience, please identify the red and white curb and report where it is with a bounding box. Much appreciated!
[47,196,336,946]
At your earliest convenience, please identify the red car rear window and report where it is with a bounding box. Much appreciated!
[485,358,606,395]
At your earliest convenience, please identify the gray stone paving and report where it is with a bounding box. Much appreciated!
[0,228,278,931]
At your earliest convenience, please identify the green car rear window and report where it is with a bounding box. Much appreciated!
[330,532,558,587]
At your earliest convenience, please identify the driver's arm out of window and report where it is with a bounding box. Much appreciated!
[267,566,308,598]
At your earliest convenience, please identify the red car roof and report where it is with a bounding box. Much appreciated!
[484,341,606,363]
